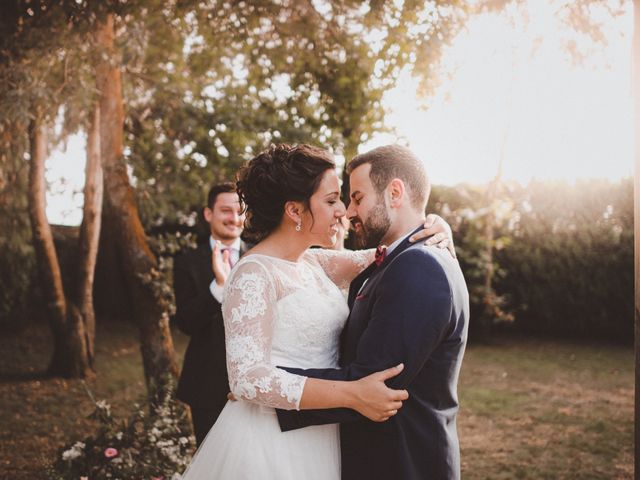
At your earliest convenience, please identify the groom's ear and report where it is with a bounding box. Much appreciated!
[387,178,406,208]
[203,206,213,222]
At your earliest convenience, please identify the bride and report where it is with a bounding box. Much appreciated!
[181,144,452,479]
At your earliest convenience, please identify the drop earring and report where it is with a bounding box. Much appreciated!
[295,220,302,232]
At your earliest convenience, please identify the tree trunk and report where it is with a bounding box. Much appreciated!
[633,1,639,476]
[95,14,178,402]
[28,117,67,368]
[481,127,507,333]
[28,117,91,377]
[72,105,103,373]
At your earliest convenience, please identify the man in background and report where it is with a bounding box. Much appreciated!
[173,182,246,446]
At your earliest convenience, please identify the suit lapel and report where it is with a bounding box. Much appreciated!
[346,228,422,309]
[347,262,377,308]
[342,225,427,352]
[374,225,424,271]
[198,242,215,285]
[349,225,425,297]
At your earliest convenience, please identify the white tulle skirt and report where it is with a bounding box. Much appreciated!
[181,400,340,480]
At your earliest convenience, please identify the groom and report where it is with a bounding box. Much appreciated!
[277,145,469,479]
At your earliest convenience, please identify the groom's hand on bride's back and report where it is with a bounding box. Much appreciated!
[350,364,409,422]
[409,213,456,259]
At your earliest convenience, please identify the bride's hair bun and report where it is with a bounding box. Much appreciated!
[237,144,335,243]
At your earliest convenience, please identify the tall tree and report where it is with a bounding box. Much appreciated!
[2,3,104,378]
[26,112,98,377]
[27,116,69,374]
[95,13,178,400]
[72,105,103,373]
[0,2,127,378]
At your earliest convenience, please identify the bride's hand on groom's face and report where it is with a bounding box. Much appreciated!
[351,364,409,422]
[409,214,456,259]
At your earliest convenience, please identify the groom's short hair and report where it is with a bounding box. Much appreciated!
[347,145,430,211]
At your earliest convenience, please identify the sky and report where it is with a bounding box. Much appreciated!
[362,1,634,185]
[46,2,635,225]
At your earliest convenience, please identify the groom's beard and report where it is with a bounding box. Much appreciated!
[354,204,391,249]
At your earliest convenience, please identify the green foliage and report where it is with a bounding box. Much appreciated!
[114,1,467,226]
[430,178,633,342]
[0,2,110,324]
[0,1,103,131]
[46,384,194,480]
[431,183,516,338]
[140,232,199,320]
[0,124,35,323]
[495,179,633,341]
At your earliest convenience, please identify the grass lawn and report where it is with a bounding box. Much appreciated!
[0,321,633,479]
[459,338,633,479]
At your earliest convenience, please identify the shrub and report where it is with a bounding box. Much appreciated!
[46,385,195,480]
[430,178,633,342]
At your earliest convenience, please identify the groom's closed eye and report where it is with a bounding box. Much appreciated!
[349,191,363,205]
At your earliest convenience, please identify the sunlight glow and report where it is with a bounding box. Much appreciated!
[363,2,634,185]
[46,133,85,226]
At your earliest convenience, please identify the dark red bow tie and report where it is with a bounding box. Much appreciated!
[374,245,387,266]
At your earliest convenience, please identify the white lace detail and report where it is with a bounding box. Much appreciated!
[228,271,268,324]
[222,254,350,410]
[306,248,374,291]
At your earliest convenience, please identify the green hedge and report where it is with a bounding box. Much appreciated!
[2,173,633,343]
[431,178,634,343]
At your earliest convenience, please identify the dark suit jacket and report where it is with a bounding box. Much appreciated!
[174,241,246,414]
[277,227,469,480]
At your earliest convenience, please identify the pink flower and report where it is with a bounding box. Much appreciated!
[104,447,118,458]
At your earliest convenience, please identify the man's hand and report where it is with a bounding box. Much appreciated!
[211,242,232,286]
[409,213,456,259]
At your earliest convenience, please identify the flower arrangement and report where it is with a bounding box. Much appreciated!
[46,384,195,480]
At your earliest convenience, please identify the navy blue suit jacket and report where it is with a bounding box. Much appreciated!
[276,227,469,480]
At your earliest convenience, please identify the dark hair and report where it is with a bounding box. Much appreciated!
[206,182,236,209]
[236,144,335,243]
[347,145,430,211]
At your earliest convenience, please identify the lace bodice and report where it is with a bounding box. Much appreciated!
[222,248,373,410]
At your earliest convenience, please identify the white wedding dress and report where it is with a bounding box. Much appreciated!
[181,248,371,480]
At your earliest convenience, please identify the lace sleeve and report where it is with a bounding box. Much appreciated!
[222,259,307,410]
[306,248,375,291]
